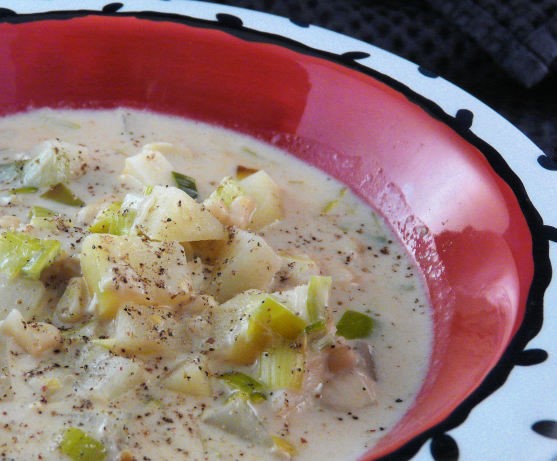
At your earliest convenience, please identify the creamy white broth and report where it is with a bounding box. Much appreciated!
[0,108,431,460]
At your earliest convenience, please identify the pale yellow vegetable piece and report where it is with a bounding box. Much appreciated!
[239,170,282,230]
[208,229,282,302]
[163,355,212,397]
[0,273,45,320]
[134,185,227,242]
[276,251,320,286]
[123,147,175,186]
[94,304,182,357]
[55,276,90,324]
[0,309,61,357]
[80,234,193,319]
[212,290,268,364]
[91,356,146,401]
[22,140,88,187]
[321,370,377,411]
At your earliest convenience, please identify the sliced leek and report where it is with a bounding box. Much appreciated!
[10,186,38,194]
[250,297,307,341]
[336,310,374,339]
[205,176,244,207]
[0,231,61,280]
[219,371,266,402]
[89,201,135,235]
[41,183,84,207]
[258,345,305,391]
[172,171,198,199]
[59,427,107,461]
[321,187,347,215]
[306,275,332,323]
[29,206,56,218]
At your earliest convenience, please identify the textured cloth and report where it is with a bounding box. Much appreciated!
[427,0,557,87]
[209,0,556,158]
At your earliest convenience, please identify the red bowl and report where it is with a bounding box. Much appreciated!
[0,14,534,460]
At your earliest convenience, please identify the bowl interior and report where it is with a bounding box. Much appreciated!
[0,14,534,460]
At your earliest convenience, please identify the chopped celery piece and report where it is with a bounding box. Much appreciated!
[0,232,61,280]
[305,319,326,334]
[258,346,305,390]
[236,165,258,179]
[89,201,135,235]
[251,297,307,340]
[10,186,38,194]
[321,187,347,215]
[0,160,25,183]
[143,185,153,196]
[172,171,198,199]
[272,436,297,457]
[206,176,244,207]
[59,427,107,461]
[41,183,84,207]
[306,275,332,323]
[29,206,56,218]
[219,371,266,402]
[336,310,374,339]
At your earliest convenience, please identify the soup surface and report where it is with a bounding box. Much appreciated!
[0,109,431,460]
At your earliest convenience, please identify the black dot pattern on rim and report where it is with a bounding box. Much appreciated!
[532,420,557,439]
[102,3,123,13]
[289,17,310,28]
[216,13,243,29]
[454,109,474,130]
[0,8,16,17]
[418,66,439,78]
[430,433,459,461]
[543,225,557,242]
[341,51,371,61]
[515,348,549,366]
[537,155,557,171]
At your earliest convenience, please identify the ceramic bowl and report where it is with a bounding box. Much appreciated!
[0,5,551,460]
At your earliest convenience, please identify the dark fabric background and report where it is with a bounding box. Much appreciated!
[204,0,557,160]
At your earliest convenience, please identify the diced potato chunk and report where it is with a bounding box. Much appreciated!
[80,234,192,319]
[321,370,377,411]
[276,251,320,286]
[95,304,183,357]
[134,186,227,242]
[123,147,175,186]
[0,274,45,320]
[203,171,282,231]
[208,229,282,303]
[0,309,61,357]
[22,140,88,187]
[239,170,282,230]
[202,395,273,447]
[163,355,212,397]
[91,356,146,401]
